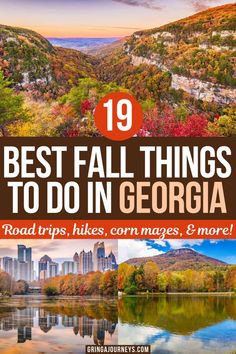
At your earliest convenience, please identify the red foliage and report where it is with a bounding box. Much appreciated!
[173,114,211,137]
[81,100,92,115]
[138,107,213,137]
[63,128,80,137]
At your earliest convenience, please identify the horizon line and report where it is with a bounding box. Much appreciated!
[46,36,124,39]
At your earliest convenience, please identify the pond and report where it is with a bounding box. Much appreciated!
[118,295,236,354]
[0,297,118,353]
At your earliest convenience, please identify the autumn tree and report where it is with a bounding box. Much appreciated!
[118,263,135,291]
[86,272,103,295]
[0,271,13,294]
[0,71,26,136]
[101,270,118,296]
[14,280,29,295]
[44,286,59,296]
[225,266,236,292]
[208,108,236,136]
[143,262,160,292]
[157,273,168,292]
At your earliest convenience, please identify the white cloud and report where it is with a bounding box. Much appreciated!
[119,323,236,354]
[209,240,222,244]
[118,323,164,344]
[118,239,208,263]
[118,239,164,263]
[167,239,204,249]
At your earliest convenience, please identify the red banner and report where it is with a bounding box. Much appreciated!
[0,220,235,239]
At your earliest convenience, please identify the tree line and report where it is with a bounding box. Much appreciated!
[118,262,236,294]
[0,271,29,296]
[43,270,117,296]
[1,71,235,138]
[0,269,117,297]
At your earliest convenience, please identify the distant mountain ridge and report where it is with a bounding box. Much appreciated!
[48,37,120,54]
[124,248,228,271]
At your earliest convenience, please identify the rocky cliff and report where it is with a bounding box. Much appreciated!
[99,3,236,106]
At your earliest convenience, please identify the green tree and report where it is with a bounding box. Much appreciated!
[209,108,236,137]
[124,284,138,295]
[43,286,59,296]
[157,273,168,292]
[0,71,26,135]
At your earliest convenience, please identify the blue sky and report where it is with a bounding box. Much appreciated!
[118,239,236,264]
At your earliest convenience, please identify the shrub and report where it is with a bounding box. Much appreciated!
[44,286,59,297]
[208,108,236,136]
[124,285,138,295]
[0,71,26,135]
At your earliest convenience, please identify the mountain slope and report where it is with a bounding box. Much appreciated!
[0,24,97,97]
[124,248,228,271]
[98,3,236,105]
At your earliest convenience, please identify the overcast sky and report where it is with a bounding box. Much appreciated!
[0,239,118,263]
[0,0,231,37]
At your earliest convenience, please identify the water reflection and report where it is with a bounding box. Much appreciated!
[118,296,236,354]
[0,298,118,353]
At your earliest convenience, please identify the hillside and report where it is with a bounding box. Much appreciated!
[98,3,236,106]
[0,5,235,137]
[0,24,97,98]
[87,37,127,57]
[124,248,228,271]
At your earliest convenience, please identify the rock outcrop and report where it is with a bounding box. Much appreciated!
[130,54,236,104]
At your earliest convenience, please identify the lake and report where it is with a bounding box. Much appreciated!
[1,296,235,354]
[0,297,118,353]
[118,295,236,354]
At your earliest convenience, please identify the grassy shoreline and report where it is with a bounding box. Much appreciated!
[0,293,235,299]
[0,294,117,300]
[120,292,236,296]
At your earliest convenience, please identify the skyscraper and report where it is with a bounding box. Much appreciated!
[108,251,118,270]
[17,245,33,282]
[97,252,117,272]
[93,242,105,271]
[18,245,32,263]
[2,257,13,276]
[73,252,80,263]
[2,248,34,282]
[73,252,80,273]
[38,255,52,278]
[80,250,93,274]
[49,262,59,278]
[62,261,79,276]
[38,255,59,279]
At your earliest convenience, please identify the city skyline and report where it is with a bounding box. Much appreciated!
[0,0,231,37]
[0,239,117,261]
[0,307,117,345]
[0,240,118,280]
